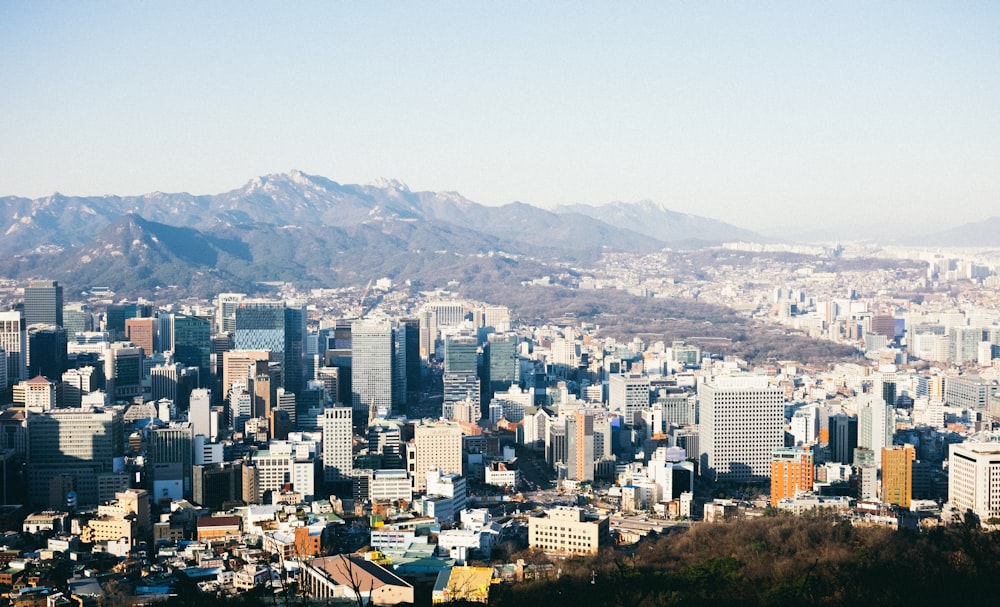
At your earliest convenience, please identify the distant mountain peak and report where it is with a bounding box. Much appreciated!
[368,177,410,191]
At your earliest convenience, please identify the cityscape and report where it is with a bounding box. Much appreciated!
[3,3,1000,606]
[1,222,1000,605]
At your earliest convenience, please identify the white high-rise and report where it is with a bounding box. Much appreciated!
[608,373,651,426]
[948,442,1000,522]
[0,311,27,386]
[189,389,213,440]
[322,407,353,483]
[858,395,894,465]
[698,375,784,482]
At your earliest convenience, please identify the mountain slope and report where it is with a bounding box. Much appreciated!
[908,216,1000,247]
[556,200,765,245]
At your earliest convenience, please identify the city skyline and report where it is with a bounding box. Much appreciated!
[2,2,998,233]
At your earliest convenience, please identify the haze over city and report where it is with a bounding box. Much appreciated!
[2,2,999,235]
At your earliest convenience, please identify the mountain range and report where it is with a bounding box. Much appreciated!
[2,170,997,296]
[0,171,758,295]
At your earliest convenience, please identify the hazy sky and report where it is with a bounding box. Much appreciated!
[2,2,998,231]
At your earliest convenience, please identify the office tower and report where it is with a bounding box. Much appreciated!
[106,343,143,401]
[443,373,480,412]
[24,280,63,327]
[944,376,992,409]
[566,412,596,482]
[222,350,270,399]
[483,305,511,333]
[858,395,894,465]
[418,307,436,359]
[948,442,1000,521]
[216,293,246,334]
[770,447,814,506]
[252,365,278,420]
[484,333,518,408]
[392,322,408,411]
[62,303,92,336]
[870,314,895,341]
[608,373,651,426]
[401,318,422,403]
[62,366,101,408]
[881,444,914,508]
[443,335,478,375]
[22,376,57,413]
[315,367,340,405]
[698,375,785,482]
[27,407,124,507]
[27,325,68,379]
[0,311,27,385]
[828,413,858,465]
[949,326,982,365]
[147,424,193,498]
[105,303,152,341]
[193,462,243,509]
[125,317,157,356]
[411,420,463,491]
[322,406,353,484]
[172,314,211,387]
[150,362,183,403]
[351,320,393,424]
[234,300,306,395]
[368,420,403,468]
[190,389,212,440]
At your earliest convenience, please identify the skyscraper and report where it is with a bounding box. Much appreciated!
[27,407,124,507]
[858,395,894,465]
[321,407,353,484]
[881,444,914,508]
[0,311,27,385]
[27,325,67,379]
[698,375,785,482]
[351,320,393,424]
[172,314,211,386]
[234,301,306,395]
[24,280,63,328]
[608,373,651,426]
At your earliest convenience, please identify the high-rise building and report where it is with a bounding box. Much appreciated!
[147,424,193,498]
[105,303,152,342]
[698,375,785,482]
[24,280,63,327]
[193,462,243,510]
[322,407,353,484]
[190,389,212,440]
[222,350,270,400]
[62,366,101,407]
[411,420,463,491]
[216,293,246,334]
[22,376,57,413]
[484,333,518,409]
[858,395,894,465]
[27,407,124,507]
[566,412,596,482]
[948,442,1000,522]
[0,311,27,385]
[27,325,67,380]
[608,373,651,426]
[443,335,478,375]
[881,444,914,508]
[125,317,157,356]
[351,320,394,424]
[62,303,92,337]
[172,314,212,387]
[234,301,305,395]
[400,317,422,404]
[828,413,858,465]
[770,447,814,506]
[106,343,143,402]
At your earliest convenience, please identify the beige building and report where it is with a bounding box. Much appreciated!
[527,506,609,556]
[410,420,463,492]
[303,554,414,606]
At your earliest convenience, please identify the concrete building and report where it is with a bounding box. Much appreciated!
[881,444,915,508]
[410,420,463,492]
[527,506,609,556]
[608,373,650,426]
[322,407,353,484]
[698,375,784,482]
[948,442,1000,523]
[770,447,815,506]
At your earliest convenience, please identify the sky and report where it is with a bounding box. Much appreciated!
[1,1,998,233]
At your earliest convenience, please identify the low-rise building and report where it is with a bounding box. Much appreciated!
[527,506,608,556]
